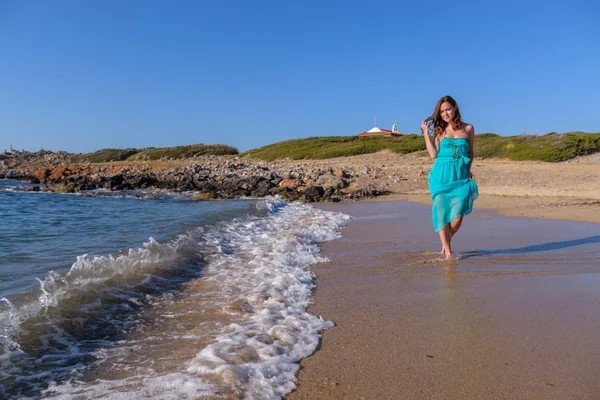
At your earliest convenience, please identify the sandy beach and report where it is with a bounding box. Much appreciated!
[3,148,600,398]
[287,199,600,400]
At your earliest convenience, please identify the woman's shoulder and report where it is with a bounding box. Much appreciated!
[463,123,475,136]
[463,122,474,131]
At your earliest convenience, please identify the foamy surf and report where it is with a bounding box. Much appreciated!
[0,197,349,399]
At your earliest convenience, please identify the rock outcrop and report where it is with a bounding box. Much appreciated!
[0,150,389,201]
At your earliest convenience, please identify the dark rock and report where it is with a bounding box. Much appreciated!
[304,185,325,202]
[126,174,158,189]
[196,180,217,192]
[252,179,273,197]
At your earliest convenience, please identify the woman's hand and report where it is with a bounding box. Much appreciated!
[421,120,429,135]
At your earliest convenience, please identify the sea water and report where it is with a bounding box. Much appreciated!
[0,179,349,399]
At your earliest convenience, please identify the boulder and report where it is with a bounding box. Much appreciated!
[315,173,348,190]
[50,166,71,180]
[33,168,51,181]
[279,178,301,189]
[304,185,325,202]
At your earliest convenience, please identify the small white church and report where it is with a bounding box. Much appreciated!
[357,121,405,137]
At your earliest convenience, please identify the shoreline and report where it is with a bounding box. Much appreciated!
[287,199,600,399]
[2,149,600,206]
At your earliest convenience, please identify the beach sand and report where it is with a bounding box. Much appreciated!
[287,200,600,400]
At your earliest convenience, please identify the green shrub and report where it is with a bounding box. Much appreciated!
[71,144,238,163]
[240,135,426,161]
[472,133,502,159]
[127,144,238,161]
[242,132,600,162]
[71,148,139,163]
[473,132,600,161]
[71,133,600,164]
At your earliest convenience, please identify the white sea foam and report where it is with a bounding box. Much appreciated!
[22,197,350,399]
[0,298,22,357]
[184,199,347,399]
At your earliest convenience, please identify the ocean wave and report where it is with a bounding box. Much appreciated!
[0,197,349,399]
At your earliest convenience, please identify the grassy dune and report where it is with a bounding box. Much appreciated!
[128,144,238,161]
[69,132,600,164]
[72,144,238,163]
[473,132,600,161]
[240,135,426,161]
[241,132,600,162]
[70,148,139,163]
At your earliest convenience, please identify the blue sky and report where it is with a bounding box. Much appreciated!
[1,0,598,153]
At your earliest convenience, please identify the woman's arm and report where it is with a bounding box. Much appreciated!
[421,120,438,159]
[466,124,475,178]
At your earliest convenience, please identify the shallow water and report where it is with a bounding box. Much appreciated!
[0,180,349,399]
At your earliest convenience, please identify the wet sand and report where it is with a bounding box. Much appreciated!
[287,201,600,400]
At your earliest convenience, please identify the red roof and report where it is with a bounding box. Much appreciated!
[357,128,406,137]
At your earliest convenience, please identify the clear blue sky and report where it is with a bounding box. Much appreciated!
[1,0,598,153]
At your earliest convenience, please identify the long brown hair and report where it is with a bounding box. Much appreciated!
[425,95,463,138]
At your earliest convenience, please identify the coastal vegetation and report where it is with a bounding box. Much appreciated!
[473,132,600,162]
[128,144,238,161]
[71,148,139,163]
[71,144,238,163]
[240,135,426,161]
[241,132,600,162]
[27,133,600,165]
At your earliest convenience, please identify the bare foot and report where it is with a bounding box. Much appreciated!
[444,252,461,260]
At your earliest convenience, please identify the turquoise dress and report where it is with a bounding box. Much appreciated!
[428,137,479,232]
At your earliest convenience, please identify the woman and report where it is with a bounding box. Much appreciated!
[421,95,478,259]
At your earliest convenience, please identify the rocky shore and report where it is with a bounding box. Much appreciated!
[3,148,600,209]
[0,149,388,202]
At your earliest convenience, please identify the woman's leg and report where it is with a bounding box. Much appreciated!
[449,215,464,238]
[440,215,464,254]
[438,224,452,258]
